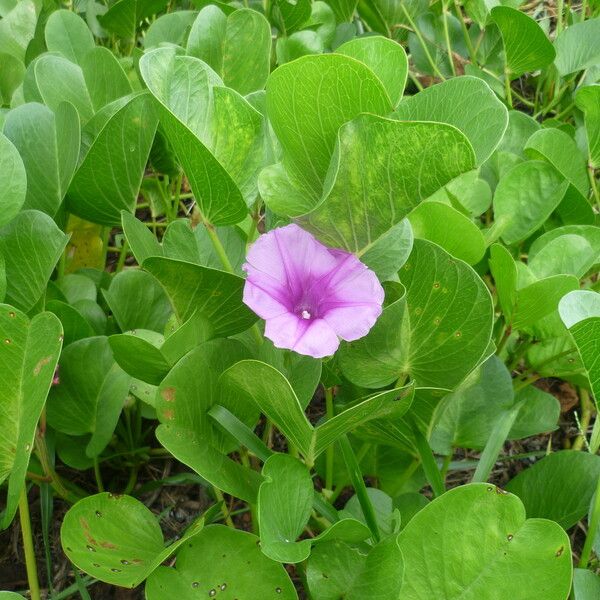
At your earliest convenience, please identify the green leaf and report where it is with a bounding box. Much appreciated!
[0,306,62,528]
[265,54,393,199]
[103,270,172,333]
[528,234,596,279]
[0,210,69,312]
[529,225,600,270]
[490,244,579,329]
[559,290,600,401]
[0,132,26,228]
[271,0,311,33]
[221,359,414,464]
[46,299,95,347]
[140,47,264,224]
[306,536,403,600]
[524,128,589,198]
[145,525,297,599]
[339,239,493,389]
[360,219,414,281]
[81,47,133,111]
[298,116,475,254]
[336,36,408,108]
[0,52,24,105]
[554,19,600,76]
[143,10,198,49]
[398,483,572,599]
[187,6,271,95]
[143,257,256,337]
[162,220,246,274]
[109,331,170,385]
[34,55,95,123]
[394,76,508,165]
[45,9,95,66]
[0,0,37,62]
[155,338,262,489]
[506,451,600,529]
[258,454,313,563]
[491,7,555,78]
[431,356,559,454]
[121,211,163,265]
[493,161,569,245]
[66,93,159,226]
[408,201,486,265]
[99,0,170,40]
[573,569,600,600]
[61,492,204,588]
[576,85,600,168]
[46,336,131,458]
[3,102,80,217]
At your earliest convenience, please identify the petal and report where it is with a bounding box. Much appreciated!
[323,253,385,306]
[243,279,290,319]
[264,312,309,351]
[292,318,340,358]
[322,303,382,342]
[245,224,337,297]
[264,313,339,358]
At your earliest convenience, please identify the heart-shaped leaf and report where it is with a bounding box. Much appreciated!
[66,93,158,226]
[3,102,80,217]
[61,492,204,588]
[140,47,264,224]
[46,336,131,458]
[264,53,392,200]
[397,483,572,598]
[491,7,555,78]
[394,76,508,164]
[339,239,494,389]
[554,18,600,76]
[45,9,95,66]
[299,115,476,254]
[0,0,37,62]
[0,305,62,528]
[336,36,408,107]
[99,0,170,40]
[576,85,600,168]
[143,256,256,337]
[0,210,69,312]
[221,359,414,464]
[103,270,172,333]
[187,6,271,95]
[306,536,403,599]
[506,451,600,529]
[0,132,26,228]
[145,525,297,599]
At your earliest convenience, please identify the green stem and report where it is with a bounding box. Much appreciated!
[573,388,594,451]
[400,4,446,80]
[472,406,520,482]
[454,0,476,63]
[441,5,456,76]
[93,457,104,492]
[213,486,235,528]
[338,435,380,542]
[504,68,513,108]
[579,474,600,567]
[556,0,564,33]
[513,374,541,392]
[588,166,600,212]
[205,222,234,272]
[115,239,129,272]
[325,388,335,491]
[412,423,445,497]
[19,487,41,600]
[100,226,110,270]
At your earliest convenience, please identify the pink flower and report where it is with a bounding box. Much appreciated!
[242,224,384,358]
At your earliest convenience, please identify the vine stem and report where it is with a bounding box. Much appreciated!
[412,423,445,497]
[504,67,513,108]
[325,388,335,491]
[579,474,600,568]
[400,3,446,81]
[588,166,600,213]
[19,487,41,600]
[441,5,456,76]
[573,388,594,451]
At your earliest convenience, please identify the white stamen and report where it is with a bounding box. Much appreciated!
[301,310,311,320]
